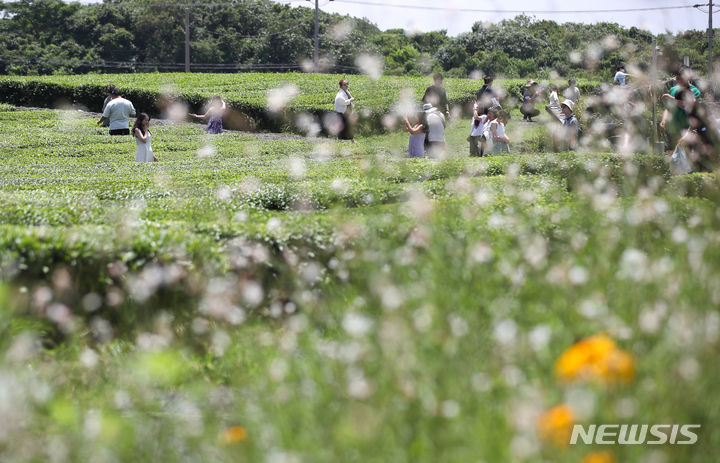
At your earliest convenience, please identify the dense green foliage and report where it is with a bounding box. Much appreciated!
[0,1,717,79]
[1,104,720,461]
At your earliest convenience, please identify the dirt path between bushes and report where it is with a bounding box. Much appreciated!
[15,106,328,143]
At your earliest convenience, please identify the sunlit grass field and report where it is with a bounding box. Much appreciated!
[0,104,719,462]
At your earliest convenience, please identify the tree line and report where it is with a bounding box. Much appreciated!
[0,0,715,78]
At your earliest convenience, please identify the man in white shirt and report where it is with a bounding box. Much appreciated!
[564,78,580,103]
[424,103,445,158]
[97,86,136,135]
[613,66,633,86]
[334,78,355,141]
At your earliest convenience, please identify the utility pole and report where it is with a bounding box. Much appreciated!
[652,37,660,153]
[709,0,714,83]
[313,0,319,72]
[308,0,332,73]
[185,8,190,73]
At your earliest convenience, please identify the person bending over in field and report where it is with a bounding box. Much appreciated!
[97,86,136,135]
[133,113,156,163]
[190,95,226,134]
[520,80,541,122]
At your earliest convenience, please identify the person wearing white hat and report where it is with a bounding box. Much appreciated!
[561,99,579,150]
[424,103,446,158]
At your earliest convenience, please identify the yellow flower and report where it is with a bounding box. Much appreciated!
[221,425,247,445]
[537,404,574,447]
[607,348,635,382]
[581,450,617,463]
[555,333,635,384]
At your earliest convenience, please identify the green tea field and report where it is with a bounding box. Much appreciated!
[0,73,603,134]
[0,101,719,463]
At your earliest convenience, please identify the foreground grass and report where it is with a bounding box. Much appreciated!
[0,107,719,462]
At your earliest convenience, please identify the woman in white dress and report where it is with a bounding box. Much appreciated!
[133,113,156,163]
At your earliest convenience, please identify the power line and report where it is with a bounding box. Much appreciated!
[121,0,306,7]
[329,0,708,14]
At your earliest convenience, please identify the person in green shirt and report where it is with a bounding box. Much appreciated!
[660,66,701,147]
[665,66,701,99]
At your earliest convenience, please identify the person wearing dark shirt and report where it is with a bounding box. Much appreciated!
[675,89,719,172]
[520,80,541,122]
[475,75,500,115]
[101,84,115,128]
[422,72,450,118]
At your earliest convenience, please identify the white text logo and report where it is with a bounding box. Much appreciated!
[569,424,700,445]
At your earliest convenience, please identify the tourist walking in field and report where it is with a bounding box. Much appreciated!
[560,99,580,150]
[190,95,226,134]
[673,89,719,172]
[475,75,500,115]
[564,78,580,103]
[675,89,720,172]
[424,103,446,158]
[97,86,136,135]
[334,78,355,142]
[661,81,695,149]
[520,80,541,122]
[100,84,114,128]
[481,107,499,153]
[469,101,488,157]
[404,111,426,158]
[491,111,511,155]
[133,113,156,163]
[663,66,701,99]
[548,85,560,108]
[660,66,702,148]
[613,65,633,85]
[422,72,450,119]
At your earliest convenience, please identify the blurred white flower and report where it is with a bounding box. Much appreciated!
[197,144,216,158]
[287,157,306,179]
[343,313,374,337]
[79,349,99,369]
[494,319,517,346]
[268,358,289,382]
[565,387,596,421]
[266,83,299,114]
[329,19,354,41]
[347,368,374,399]
[528,325,551,352]
[441,400,460,419]
[165,101,188,122]
[354,54,384,80]
[618,248,648,282]
[242,281,264,307]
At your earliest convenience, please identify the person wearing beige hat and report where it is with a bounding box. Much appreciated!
[561,99,579,150]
